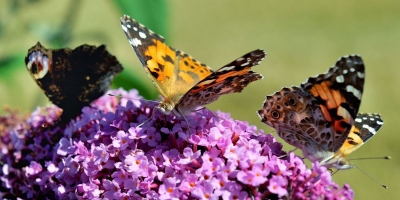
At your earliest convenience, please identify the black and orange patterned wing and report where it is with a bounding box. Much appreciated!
[301,55,365,152]
[177,49,266,114]
[120,15,213,101]
[338,113,383,156]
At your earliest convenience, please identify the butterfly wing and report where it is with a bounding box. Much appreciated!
[338,113,383,155]
[25,42,123,122]
[258,55,365,159]
[258,86,323,150]
[177,49,265,114]
[300,55,365,152]
[120,15,213,105]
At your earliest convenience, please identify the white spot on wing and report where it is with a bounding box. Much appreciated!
[121,25,128,33]
[346,85,362,100]
[217,66,236,72]
[362,124,377,134]
[337,106,351,122]
[335,75,344,83]
[357,72,364,78]
[240,62,250,67]
[355,118,362,123]
[139,31,147,39]
[130,38,142,46]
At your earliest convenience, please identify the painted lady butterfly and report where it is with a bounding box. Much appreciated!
[120,15,265,117]
[258,55,383,169]
[25,42,123,123]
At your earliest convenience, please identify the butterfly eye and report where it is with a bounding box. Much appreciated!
[338,158,347,166]
[289,98,296,106]
[271,110,280,119]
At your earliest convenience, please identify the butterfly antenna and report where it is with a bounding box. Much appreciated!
[351,164,388,189]
[107,93,159,103]
[278,148,298,159]
[350,156,391,161]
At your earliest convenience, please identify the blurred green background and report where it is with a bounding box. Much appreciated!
[0,0,398,199]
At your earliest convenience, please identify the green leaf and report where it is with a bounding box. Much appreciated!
[111,65,158,100]
[0,53,26,81]
[113,0,169,39]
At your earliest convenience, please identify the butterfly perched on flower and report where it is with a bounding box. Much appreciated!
[120,15,265,118]
[25,42,123,123]
[258,55,383,169]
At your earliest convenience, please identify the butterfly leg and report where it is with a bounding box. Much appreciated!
[278,147,298,159]
[329,168,338,175]
[176,107,191,133]
[138,107,159,127]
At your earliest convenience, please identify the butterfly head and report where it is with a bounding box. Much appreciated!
[334,157,354,170]
[319,152,354,170]
[157,100,175,115]
[25,42,51,80]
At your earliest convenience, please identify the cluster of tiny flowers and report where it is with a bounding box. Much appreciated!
[0,88,354,199]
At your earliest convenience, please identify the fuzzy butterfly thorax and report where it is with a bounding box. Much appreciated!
[258,55,384,170]
[158,98,176,115]
[120,15,266,118]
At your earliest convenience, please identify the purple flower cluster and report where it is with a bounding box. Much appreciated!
[0,89,354,199]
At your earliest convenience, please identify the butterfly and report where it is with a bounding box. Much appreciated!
[120,15,265,119]
[257,55,383,169]
[25,42,123,123]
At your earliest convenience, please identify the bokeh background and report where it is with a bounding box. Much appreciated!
[0,0,398,199]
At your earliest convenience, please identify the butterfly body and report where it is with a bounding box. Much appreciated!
[258,55,383,169]
[120,15,265,117]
